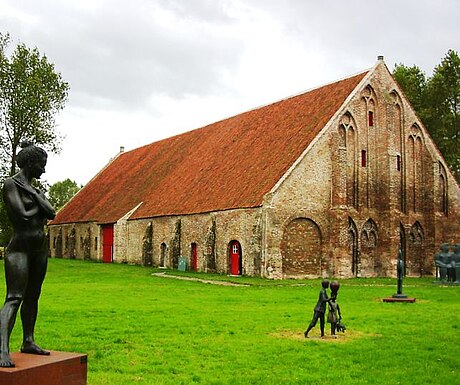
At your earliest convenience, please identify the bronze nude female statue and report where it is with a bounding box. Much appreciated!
[0,142,56,367]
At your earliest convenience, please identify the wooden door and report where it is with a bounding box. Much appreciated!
[102,225,114,263]
[229,241,242,276]
[191,243,198,272]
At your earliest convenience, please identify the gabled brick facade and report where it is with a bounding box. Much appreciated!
[49,59,460,278]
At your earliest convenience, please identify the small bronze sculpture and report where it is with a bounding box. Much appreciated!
[435,244,451,282]
[304,280,330,338]
[328,281,343,338]
[0,142,56,368]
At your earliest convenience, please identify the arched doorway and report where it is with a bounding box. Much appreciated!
[281,218,322,277]
[229,241,242,276]
[160,242,167,268]
[191,243,198,272]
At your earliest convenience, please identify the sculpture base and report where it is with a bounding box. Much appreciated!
[382,297,416,303]
[0,351,87,385]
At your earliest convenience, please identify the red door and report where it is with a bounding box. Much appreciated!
[191,243,198,272]
[102,225,114,263]
[230,241,242,276]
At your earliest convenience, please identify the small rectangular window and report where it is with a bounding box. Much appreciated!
[397,155,401,171]
[368,111,374,127]
[361,150,367,167]
[94,237,98,251]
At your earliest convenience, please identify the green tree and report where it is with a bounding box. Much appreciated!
[393,63,427,114]
[0,32,69,245]
[393,50,460,176]
[48,178,81,211]
[0,32,69,177]
[426,50,460,174]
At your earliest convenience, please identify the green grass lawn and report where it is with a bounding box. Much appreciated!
[1,259,459,385]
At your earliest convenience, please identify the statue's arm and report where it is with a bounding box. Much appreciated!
[2,179,40,220]
[34,190,56,220]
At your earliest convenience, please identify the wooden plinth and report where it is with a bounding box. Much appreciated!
[382,297,416,303]
[0,351,87,385]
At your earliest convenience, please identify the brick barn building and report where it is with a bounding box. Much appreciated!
[49,58,460,279]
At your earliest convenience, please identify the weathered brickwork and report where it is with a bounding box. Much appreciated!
[50,208,262,276]
[48,60,460,279]
[260,62,460,279]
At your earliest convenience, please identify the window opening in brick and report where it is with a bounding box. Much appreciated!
[361,150,367,167]
[368,111,374,127]
[397,155,401,171]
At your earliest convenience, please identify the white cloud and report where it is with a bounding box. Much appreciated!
[1,0,459,185]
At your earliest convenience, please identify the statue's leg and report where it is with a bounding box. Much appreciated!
[319,313,325,337]
[0,251,28,367]
[331,323,337,338]
[304,312,319,337]
[440,267,447,281]
[20,250,49,355]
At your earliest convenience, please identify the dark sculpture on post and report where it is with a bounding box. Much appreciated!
[393,249,407,298]
[0,142,56,368]
[304,280,330,338]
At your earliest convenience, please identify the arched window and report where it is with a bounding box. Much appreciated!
[439,162,448,215]
[407,222,425,276]
[360,219,379,276]
[348,217,359,276]
[368,110,374,127]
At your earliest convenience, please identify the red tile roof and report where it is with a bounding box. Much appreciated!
[52,70,368,224]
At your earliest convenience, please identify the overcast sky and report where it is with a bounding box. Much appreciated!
[1,0,459,186]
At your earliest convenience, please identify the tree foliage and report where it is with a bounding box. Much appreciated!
[393,49,460,175]
[0,32,69,178]
[48,178,81,211]
[0,32,69,245]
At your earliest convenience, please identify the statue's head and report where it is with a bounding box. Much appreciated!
[441,243,450,252]
[321,280,330,289]
[16,142,48,178]
[330,280,340,296]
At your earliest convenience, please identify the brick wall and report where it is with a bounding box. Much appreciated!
[263,62,460,279]
[48,62,460,279]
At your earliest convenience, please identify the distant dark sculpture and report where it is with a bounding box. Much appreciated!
[393,249,407,298]
[0,142,56,368]
[304,280,330,338]
[328,281,345,338]
[453,244,460,284]
[435,244,455,283]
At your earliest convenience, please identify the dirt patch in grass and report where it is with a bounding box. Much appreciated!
[270,329,382,343]
[152,272,250,286]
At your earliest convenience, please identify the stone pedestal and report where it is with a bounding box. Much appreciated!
[0,351,87,385]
